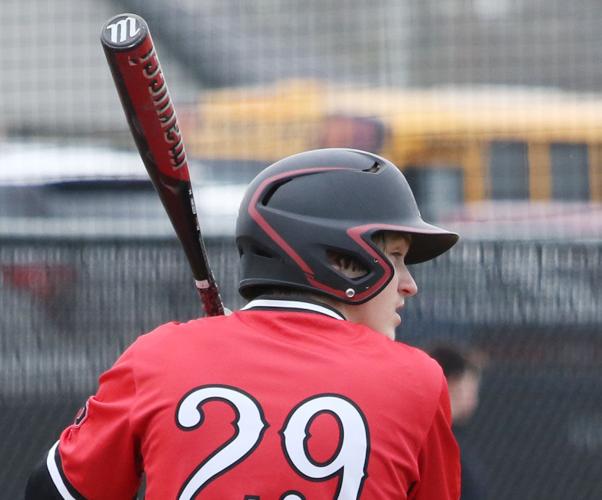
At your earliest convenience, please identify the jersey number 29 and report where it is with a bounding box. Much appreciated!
[176,385,370,500]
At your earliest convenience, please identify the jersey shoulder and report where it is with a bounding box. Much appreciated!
[391,339,443,375]
[393,339,445,386]
[133,314,234,346]
[376,338,447,410]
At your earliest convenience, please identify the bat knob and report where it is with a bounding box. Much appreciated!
[101,13,148,50]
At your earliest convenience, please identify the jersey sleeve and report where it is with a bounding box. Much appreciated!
[45,345,142,499]
[409,374,461,500]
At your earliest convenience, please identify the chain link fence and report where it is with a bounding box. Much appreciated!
[2,237,601,499]
[4,0,602,137]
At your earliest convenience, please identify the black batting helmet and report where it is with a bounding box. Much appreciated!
[236,148,459,304]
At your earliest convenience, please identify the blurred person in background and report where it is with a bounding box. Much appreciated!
[428,344,487,500]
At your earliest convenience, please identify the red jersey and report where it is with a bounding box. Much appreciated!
[46,298,460,499]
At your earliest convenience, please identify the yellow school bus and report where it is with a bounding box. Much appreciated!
[182,80,602,204]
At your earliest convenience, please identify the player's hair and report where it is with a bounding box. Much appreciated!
[428,344,481,380]
[236,148,459,304]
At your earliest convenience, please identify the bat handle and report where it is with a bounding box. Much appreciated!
[196,280,225,316]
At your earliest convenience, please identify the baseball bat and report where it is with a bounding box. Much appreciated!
[100,13,224,316]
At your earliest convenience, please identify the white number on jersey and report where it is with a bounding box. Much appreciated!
[175,386,370,499]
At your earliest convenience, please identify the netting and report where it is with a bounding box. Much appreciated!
[4,0,602,136]
[2,1,602,499]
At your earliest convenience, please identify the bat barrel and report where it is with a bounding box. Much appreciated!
[101,14,224,316]
[100,14,189,183]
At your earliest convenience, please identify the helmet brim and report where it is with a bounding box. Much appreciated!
[366,221,459,264]
[404,222,459,264]
[406,231,459,264]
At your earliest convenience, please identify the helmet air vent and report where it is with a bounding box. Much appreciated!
[261,179,292,206]
[362,161,382,174]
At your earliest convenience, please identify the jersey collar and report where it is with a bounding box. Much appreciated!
[241,297,345,321]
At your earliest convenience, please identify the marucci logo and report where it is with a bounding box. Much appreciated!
[127,46,187,170]
[105,16,140,44]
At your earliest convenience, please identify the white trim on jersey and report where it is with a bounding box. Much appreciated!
[242,298,345,321]
[46,441,76,500]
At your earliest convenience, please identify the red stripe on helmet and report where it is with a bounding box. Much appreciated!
[247,166,346,277]
[346,224,393,299]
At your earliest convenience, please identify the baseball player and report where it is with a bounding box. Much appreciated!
[26,148,461,499]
